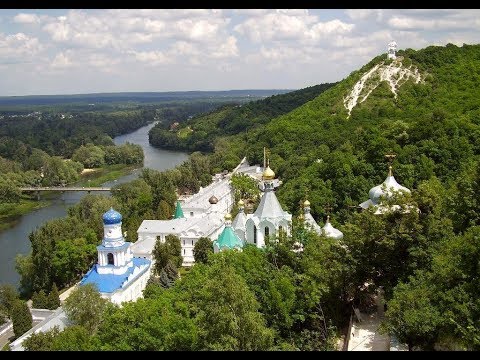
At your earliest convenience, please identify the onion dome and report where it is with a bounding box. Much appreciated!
[304,199,311,207]
[102,208,122,224]
[322,216,343,240]
[262,165,275,180]
[209,195,219,204]
[368,166,410,205]
[238,199,245,207]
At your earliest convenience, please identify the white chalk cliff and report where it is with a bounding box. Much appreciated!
[343,59,425,118]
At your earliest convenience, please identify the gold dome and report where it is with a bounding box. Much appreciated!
[263,165,275,180]
[298,213,305,220]
[304,199,311,207]
[238,199,245,207]
[224,213,232,220]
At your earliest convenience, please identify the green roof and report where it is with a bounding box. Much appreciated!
[214,226,244,250]
[174,200,185,219]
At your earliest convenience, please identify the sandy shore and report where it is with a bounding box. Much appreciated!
[80,168,99,175]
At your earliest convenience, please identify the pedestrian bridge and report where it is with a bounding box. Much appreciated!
[20,186,113,192]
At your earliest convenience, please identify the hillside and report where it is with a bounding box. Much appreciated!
[148,83,336,153]
[236,44,480,219]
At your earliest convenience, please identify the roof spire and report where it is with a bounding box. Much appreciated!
[385,153,396,177]
[174,200,185,219]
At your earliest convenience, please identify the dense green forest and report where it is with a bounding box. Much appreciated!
[6,43,480,351]
[149,83,336,152]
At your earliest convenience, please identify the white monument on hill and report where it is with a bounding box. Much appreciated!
[387,41,397,60]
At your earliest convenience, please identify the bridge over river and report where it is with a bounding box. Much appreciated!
[20,186,113,192]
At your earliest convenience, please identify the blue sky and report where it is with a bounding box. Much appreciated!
[0,9,479,96]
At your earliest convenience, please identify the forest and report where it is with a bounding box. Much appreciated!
[3,43,480,351]
[148,83,336,152]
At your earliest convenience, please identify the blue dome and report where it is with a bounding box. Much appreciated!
[103,208,122,224]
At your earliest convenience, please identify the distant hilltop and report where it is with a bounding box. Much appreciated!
[0,89,294,106]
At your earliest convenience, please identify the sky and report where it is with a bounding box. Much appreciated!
[0,9,479,96]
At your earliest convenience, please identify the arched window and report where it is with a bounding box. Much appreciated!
[107,253,114,265]
[264,226,270,237]
[253,225,257,244]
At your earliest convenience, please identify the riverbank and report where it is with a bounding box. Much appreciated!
[75,163,140,187]
[0,164,139,231]
[0,199,50,231]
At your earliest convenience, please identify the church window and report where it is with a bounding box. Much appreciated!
[253,225,257,244]
[183,239,185,245]
[107,253,114,265]
[192,240,194,246]
[190,212,194,217]
[156,235,161,241]
[265,226,270,237]
[183,249,186,255]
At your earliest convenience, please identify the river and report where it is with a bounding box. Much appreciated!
[0,122,188,286]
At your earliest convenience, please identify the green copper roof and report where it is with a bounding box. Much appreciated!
[174,200,185,219]
[214,226,244,250]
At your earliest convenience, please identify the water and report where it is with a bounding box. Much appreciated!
[0,122,188,286]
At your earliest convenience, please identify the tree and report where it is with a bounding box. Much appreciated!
[382,276,442,350]
[23,326,60,351]
[0,284,19,316]
[159,268,174,289]
[50,325,100,351]
[31,290,49,309]
[97,293,199,351]
[193,237,213,264]
[47,283,61,310]
[71,143,105,168]
[230,173,260,204]
[0,179,21,203]
[63,284,108,333]
[194,264,274,350]
[152,234,182,275]
[11,300,32,339]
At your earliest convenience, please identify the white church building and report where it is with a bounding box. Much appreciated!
[79,208,152,305]
[132,158,295,265]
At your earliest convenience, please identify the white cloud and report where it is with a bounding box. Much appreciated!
[235,10,354,44]
[51,51,72,68]
[13,13,41,24]
[0,32,43,62]
[388,16,480,31]
[345,9,384,21]
[130,50,171,66]
[233,9,269,17]
[211,36,239,58]
[2,9,480,95]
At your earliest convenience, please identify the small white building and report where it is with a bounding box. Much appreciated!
[133,175,233,266]
[79,208,152,305]
[387,41,397,60]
